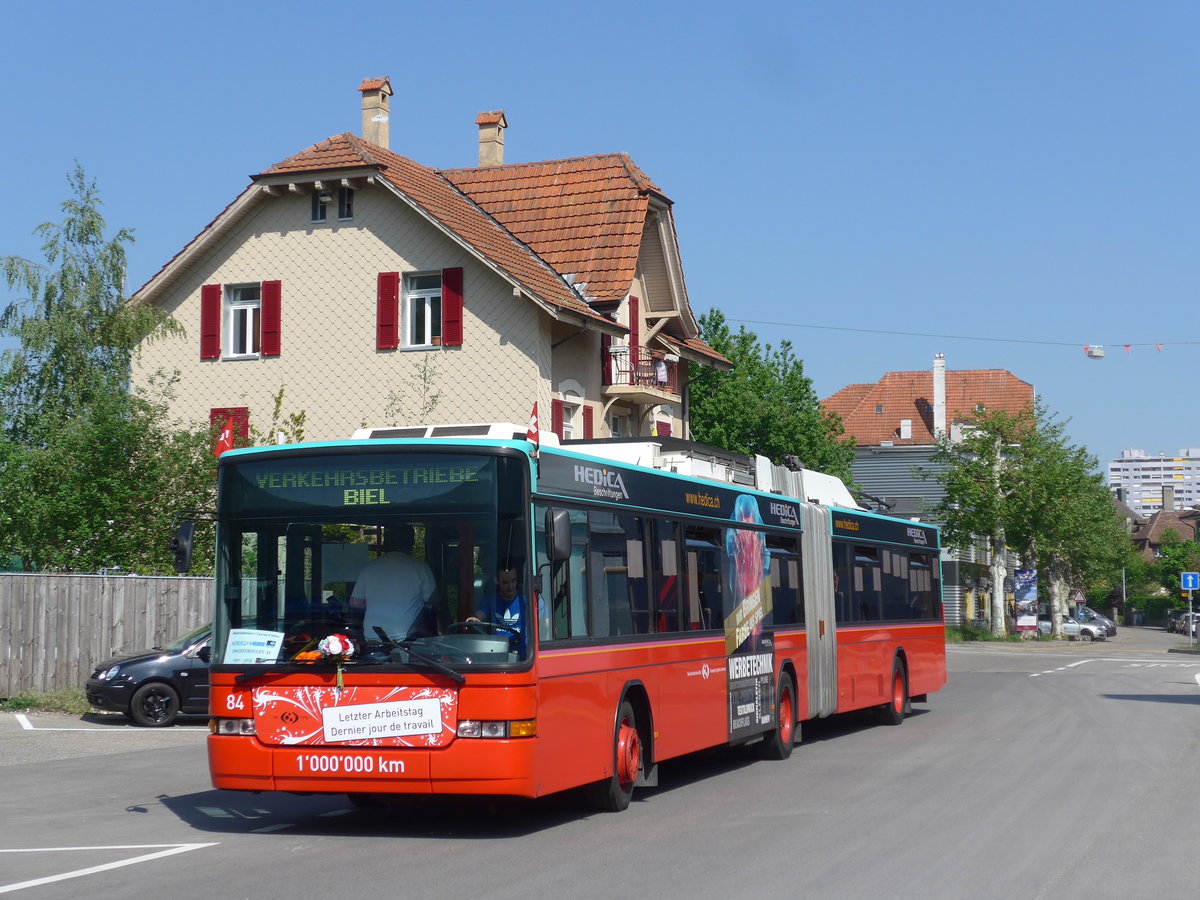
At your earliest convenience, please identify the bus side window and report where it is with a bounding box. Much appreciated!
[766,535,802,625]
[686,525,724,630]
[619,515,651,634]
[832,541,853,623]
[588,510,627,636]
[909,553,935,619]
[651,520,684,633]
[853,546,882,621]
[881,548,911,621]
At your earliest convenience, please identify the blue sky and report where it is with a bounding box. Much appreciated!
[3,1,1197,469]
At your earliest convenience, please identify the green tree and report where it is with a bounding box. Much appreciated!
[1150,530,1200,597]
[929,400,1131,637]
[1,164,178,440]
[0,379,215,572]
[0,167,215,572]
[689,309,855,481]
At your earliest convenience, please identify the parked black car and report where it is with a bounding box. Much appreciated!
[85,624,211,726]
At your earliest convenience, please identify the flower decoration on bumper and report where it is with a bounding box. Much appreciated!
[296,633,358,689]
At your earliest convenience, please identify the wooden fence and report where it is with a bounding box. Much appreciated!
[0,574,212,697]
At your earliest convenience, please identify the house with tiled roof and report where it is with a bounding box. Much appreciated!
[823,356,1034,449]
[130,78,728,444]
[1128,486,1199,561]
[820,354,1035,627]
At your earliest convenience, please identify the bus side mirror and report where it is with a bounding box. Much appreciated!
[169,519,196,574]
[546,509,571,563]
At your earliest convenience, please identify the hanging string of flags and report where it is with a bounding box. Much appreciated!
[1083,343,1165,358]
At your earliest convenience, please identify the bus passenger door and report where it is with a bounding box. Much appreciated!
[801,504,838,718]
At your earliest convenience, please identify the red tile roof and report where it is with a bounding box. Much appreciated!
[822,368,1034,446]
[257,134,609,326]
[134,129,731,367]
[475,111,506,126]
[441,154,662,304]
[358,78,389,92]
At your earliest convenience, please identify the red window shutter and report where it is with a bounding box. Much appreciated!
[441,266,463,346]
[583,405,594,439]
[261,280,281,356]
[200,284,221,359]
[657,420,672,437]
[551,399,564,439]
[376,272,399,349]
[600,334,612,386]
[629,296,641,371]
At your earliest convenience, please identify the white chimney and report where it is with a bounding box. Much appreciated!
[932,353,946,440]
[359,77,393,149]
[476,110,507,167]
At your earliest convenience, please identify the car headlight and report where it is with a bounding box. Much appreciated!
[100,665,121,681]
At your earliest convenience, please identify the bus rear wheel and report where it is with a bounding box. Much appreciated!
[877,657,908,726]
[756,674,796,760]
[585,700,641,812]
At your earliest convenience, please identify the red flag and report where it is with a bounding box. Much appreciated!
[214,421,234,458]
[1124,345,1131,353]
[527,402,540,447]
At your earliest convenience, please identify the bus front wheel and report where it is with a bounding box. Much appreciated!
[585,700,641,812]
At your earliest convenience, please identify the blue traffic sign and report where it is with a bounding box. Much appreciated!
[1182,572,1199,592]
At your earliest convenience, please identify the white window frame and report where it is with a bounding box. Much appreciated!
[226,284,261,358]
[404,273,442,348]
[561,391,582,440]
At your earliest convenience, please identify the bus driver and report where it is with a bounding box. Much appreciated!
[349,525,438,641]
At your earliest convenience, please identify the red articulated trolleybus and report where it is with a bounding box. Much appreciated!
[192,423,945,811]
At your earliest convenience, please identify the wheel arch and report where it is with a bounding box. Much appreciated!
[617,680,654,770]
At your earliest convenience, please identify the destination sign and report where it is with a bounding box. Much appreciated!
[221,452,496,517]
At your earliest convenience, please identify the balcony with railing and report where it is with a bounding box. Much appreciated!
[601,348,680,404]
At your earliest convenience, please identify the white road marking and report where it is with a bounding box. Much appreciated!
[0,843,217,894]
[1030,658,1200,676]
[12,714,205,732]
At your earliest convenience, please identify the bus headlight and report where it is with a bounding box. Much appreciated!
[456,719,536,738]
[211,718,256,736]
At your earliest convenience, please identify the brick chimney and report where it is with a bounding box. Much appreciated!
[359,77,392,149]
[476,110,507,167]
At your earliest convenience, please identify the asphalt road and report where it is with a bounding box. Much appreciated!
[2,626,1198,898]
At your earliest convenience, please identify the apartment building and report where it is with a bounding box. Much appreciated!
[1108,449,1200,516]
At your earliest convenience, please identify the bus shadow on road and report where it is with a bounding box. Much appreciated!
[150,711,932,838]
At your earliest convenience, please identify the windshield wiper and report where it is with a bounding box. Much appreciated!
[373,627,466,685]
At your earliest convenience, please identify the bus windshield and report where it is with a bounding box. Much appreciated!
[212,448,531,670]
